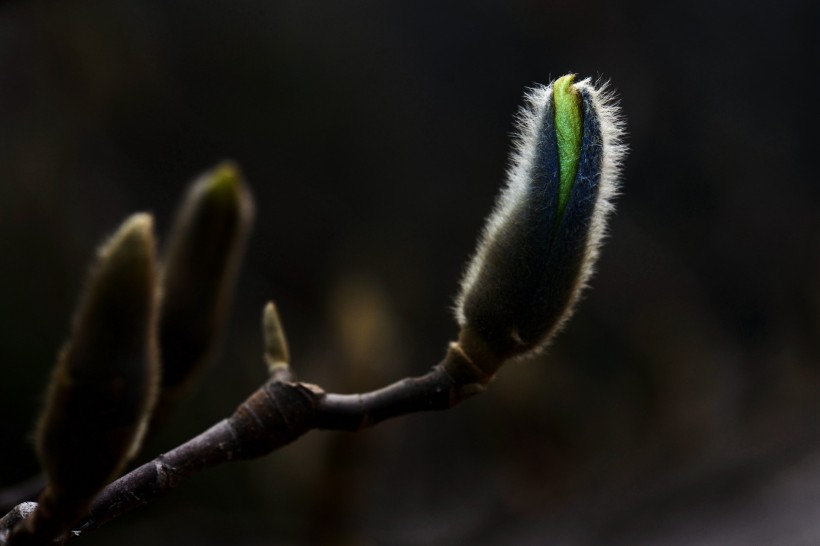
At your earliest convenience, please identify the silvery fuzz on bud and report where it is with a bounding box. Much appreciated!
[34,213,160,527]
[153,162,254,424]
[456,75,625,364]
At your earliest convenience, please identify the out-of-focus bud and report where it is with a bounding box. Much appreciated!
[455,75,625,367]
[29,213,160,538]
[153,162,254,427]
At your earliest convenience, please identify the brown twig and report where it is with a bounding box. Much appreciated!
[0,504,37,545]
[0,478,44,516]
[0,329,500,545]
[23,341,492,541]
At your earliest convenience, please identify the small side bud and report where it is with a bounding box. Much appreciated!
[25,213,160,540]
[153,162,254,427]
[262,301,291,376]
[455,75,626,365]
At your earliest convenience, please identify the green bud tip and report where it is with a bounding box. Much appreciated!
[263,301,290,374]
[204,161,243,204]
[553,74,583,221]
[99,213,153,263]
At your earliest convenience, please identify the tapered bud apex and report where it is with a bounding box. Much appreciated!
[455,75,625,362]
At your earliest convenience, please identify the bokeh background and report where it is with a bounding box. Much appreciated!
[1,1,818,544]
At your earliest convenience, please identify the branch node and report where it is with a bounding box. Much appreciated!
[442,341,496,387]
[228,380,317,459]
[153,459,182,490]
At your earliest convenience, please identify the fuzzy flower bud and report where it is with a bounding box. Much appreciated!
[152,162,254,429]
[455,75,625,362]
[24,214,160,542]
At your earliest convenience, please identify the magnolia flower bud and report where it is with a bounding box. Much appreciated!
[455,75,625,362]
[153,162,254,427]
[28,214,160,538]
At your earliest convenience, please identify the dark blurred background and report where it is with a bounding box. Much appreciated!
[1,0,818,544]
